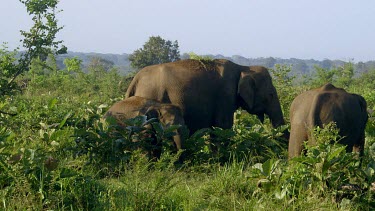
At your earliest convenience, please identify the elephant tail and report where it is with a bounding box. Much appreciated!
[125,77,138,98]
[307,93,326,142]
[356,94,368,124]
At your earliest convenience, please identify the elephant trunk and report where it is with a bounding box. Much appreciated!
[267,99,285,128]
[266,97,290,140]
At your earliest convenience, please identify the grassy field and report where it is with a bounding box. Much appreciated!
[1,64,374,210]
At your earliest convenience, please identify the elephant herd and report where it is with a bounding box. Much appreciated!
[104,59,368,159]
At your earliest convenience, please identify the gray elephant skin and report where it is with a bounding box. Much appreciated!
[104,96,185,152]
[125,59,285,133]
[288,83,368,158]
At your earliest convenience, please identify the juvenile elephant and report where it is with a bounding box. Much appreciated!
[288,83,368,158]
[104,96,185,152]
[126,59,286,133]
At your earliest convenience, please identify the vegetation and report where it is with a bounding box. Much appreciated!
[188,52,213,62]
[1,55,374,209]
[1,0,66,115]
[1,1,375,210]
[129,36,180,69]
[51,52,375,78]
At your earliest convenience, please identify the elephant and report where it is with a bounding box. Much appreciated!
[288,83,368,159]
[104,96,185,153]
[125,59,286,133]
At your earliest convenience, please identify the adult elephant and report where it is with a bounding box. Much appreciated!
[104,96,185,152]
[125,59,285,133]
[288,83,368,159]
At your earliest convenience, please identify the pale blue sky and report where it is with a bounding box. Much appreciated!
[2,0,375,61]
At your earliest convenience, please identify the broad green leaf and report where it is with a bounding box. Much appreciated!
[48,98,58,109]
[58,111,72,129]
[327,145,346,161]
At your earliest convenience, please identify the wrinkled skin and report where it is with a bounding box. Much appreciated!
[104,96,185,152]
[288,83,368,159]
[125,59,285,133]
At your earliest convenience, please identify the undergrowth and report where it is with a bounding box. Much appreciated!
[1,65,374,210]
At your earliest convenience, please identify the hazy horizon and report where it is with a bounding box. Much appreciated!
[2,0,375,62]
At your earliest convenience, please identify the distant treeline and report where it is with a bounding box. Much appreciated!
[56,51,375,76]
[56,52,132,74]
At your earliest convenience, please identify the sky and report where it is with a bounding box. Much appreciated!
[1,0,375,61]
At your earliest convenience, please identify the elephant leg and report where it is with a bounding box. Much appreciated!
[288,123,308,159]
[172,129,187,163]
[213,104,235,129]
[353,131,365,158]
[172,130,183,150]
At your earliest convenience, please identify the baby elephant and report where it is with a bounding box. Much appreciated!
[289,83,368,159]
[104,96,185,152]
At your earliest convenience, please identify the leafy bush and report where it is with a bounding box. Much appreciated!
[252,123,375,209]
[72,108,184,172]
[182,110,288,166]
[284,124,363,195]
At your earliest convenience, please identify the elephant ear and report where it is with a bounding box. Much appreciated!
[237,72,255,111]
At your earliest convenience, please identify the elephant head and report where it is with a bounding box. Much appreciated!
[145,105,185,150]
[104,97,185,154]
[237,66,285,128]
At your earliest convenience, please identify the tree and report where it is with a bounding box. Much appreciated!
[29,53,58,77]
[270,64,296,117]
[355,61,366,73]
[1,0,66,115]
[335,62,354,88]
[293,61,308,74]
[129,36,180,69]
[353,68,375,89]
[46,53,58,73]
[311,65,336,87]
[87,57,114,74]
[16,0,67,77]
[321,59,333,70]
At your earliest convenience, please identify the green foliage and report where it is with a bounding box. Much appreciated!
[0,44,19,97]
[188,52,213,61]
[270,64,298,118]
[251,159,284,193]
[250,124,374,210]
[19,0,67,61]
[2,57,375,210]
[311,65,337,87]
[63,56,83,73]
[183,110,288,165]
[353,68,375,90]
[1,0,66,116]
[129,36,180,69]
[365,109,375,145]
[72,110,183,172]
[87,56,114,74]
[0,68,128,209]
[335,62,354,88]
[306,62,354,89]
[286,124,362,194]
